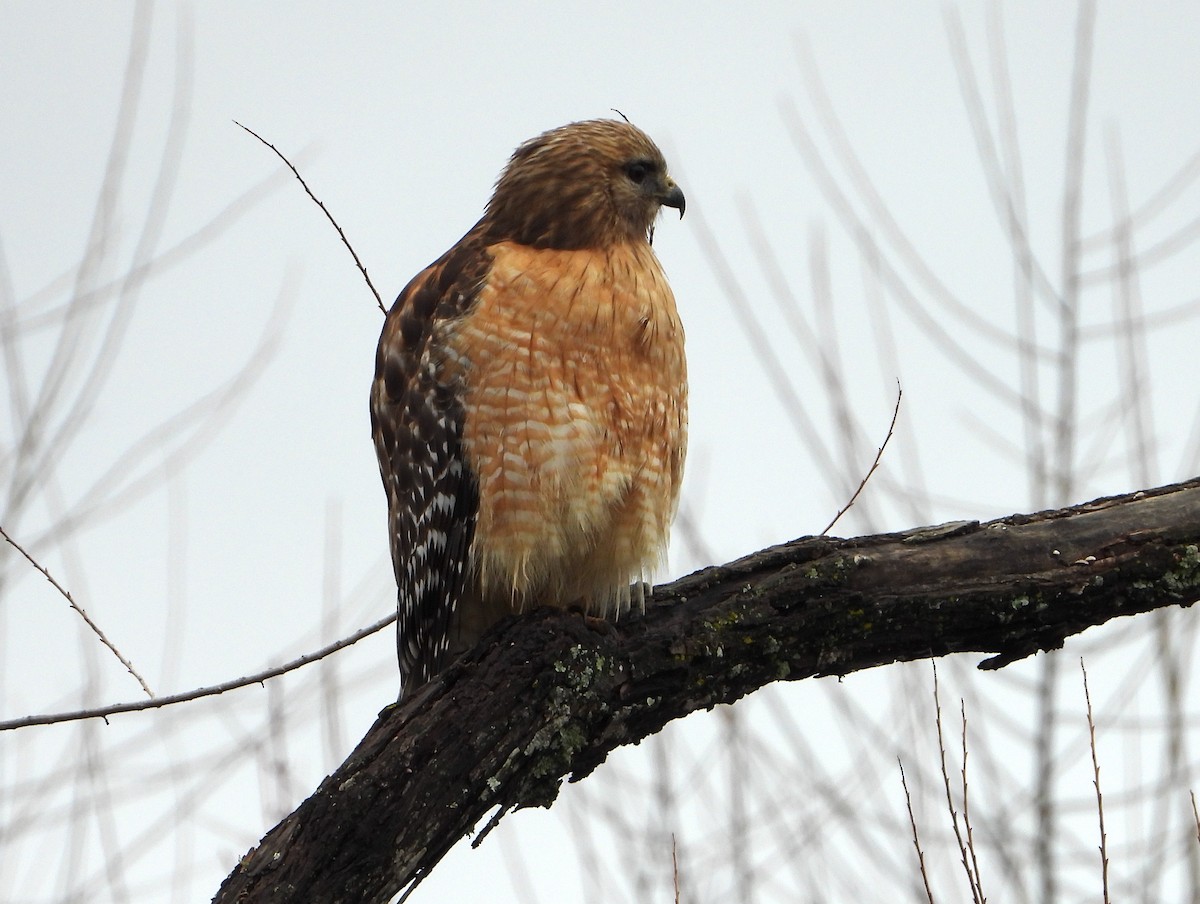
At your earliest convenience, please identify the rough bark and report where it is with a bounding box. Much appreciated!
[214,479,1200,903]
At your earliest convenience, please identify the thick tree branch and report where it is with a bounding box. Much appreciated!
[214,479,1200,903]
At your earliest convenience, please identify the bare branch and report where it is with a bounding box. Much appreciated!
[0,610,396,731]
[1191,790,1200,847]
[0,524,154,698]
[214,478,1200,903]
[234,121,385,313]
[672,834,680,904]
[1082,660,1111,904]
[959,701,986,904]
[899,758,937,904]
[821,383,901,536]
[933,665,982,904]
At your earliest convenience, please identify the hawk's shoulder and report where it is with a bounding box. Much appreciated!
[375,227,493,382]
[371,227,494,691]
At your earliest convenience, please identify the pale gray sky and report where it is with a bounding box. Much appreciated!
[3,3,1200,901]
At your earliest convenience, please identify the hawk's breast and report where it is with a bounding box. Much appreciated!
[443,240,687,613]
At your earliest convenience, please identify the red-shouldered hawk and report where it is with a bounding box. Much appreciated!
[371,119,687,698]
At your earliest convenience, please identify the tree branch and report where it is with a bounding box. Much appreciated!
[214,479,1200,903]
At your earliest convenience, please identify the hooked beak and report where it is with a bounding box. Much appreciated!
[659,178,686,218]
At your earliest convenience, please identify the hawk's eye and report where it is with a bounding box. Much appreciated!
[625,161,650,184]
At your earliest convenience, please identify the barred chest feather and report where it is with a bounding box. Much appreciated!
[440,240,687,616]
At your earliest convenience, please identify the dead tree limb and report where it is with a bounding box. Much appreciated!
[214,479,1200,903]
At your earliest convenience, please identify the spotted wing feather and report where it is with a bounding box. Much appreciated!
[371,238,489,695]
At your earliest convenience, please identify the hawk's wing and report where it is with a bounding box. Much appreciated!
[370,237,489,695]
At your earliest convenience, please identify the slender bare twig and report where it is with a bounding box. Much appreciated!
[672,834,680,904]
[0,524,154,699]
[468,804,511,852]
[1190,791,1200,847]
[932,664,983,904]
[234,120,385,313]
[820,383,901,536]
[738,197,919,526]
[736,198,891,524]
[1082,660,1110,904]
[959,702,986,903]
[898,758,937,904]
[0,610,396,731]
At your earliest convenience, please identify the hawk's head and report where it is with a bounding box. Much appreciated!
[484,119,685,250]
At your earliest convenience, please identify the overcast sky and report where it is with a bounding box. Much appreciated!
[3,3,1200,901]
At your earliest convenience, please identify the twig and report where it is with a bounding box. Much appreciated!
[959,701,987,903]
[1190,790,1200,847]
[234,120,385,314]
[1,524,154,699]
[672,833,680,904]
[0,610,396,731]
[821,382,901,535]
[470,803,510,850]
[933,664,983,904]
[417,802,510,902]
[1082,660,1110,904]
[898,758,937,904]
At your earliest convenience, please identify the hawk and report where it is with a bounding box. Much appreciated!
[371,119,687,698]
